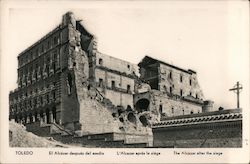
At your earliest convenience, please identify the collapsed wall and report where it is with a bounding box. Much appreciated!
[65,12,152,138]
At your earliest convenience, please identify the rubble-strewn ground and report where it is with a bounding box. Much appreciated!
[9,121,79,148]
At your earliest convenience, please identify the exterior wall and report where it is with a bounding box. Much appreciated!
[9,12,82,130]
[96,52,139,76]
[133,90,202,120]
[95,68,134,108]
[151,91,202,117]
[59,70,79,129]
[9,25,64,125]
[153,120,242,148]
[158,63,204,100]
[95,68,135,93]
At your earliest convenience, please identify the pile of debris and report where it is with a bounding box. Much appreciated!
[9,121,73,147]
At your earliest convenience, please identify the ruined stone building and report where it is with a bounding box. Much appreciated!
[9,12,241,147]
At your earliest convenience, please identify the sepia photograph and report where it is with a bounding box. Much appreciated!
[1,0,249,163]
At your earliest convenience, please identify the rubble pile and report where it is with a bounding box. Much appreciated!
[9,121,70,147]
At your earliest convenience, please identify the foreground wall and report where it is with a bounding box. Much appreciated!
[152,113,242,148]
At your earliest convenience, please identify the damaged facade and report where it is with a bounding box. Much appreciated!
[9,12,224,147]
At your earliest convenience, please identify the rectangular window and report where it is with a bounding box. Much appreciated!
[47,40,50,49]
[47,56,50,63]
[54,36,58,45]
[99,58,103,66]
[127,85,131,93]
[36,49,39,57]
[180,75,183,82]
[127,65,130,70]
[180,89,183,96]
[159,105,163,114]
[189,79,192,86]
[41,45,44,53]
[47,94,50,103]
[111,81,115,89]
[99,78,103,87]
[53,91,56,100]
[169,71,172,79]
[40,97,43,105]
[30,52,33,60]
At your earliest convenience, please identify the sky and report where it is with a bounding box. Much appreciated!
[1,0,249,111]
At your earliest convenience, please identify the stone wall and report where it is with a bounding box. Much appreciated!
[58,17,82,130]
[95,68,134,108]
[133,90,202,124]
[95,68,135,91]
[158,63,204,100]
[63,13,122,134]
[153,120,242,148]
[151,90,202,117]
[96,52,139,77]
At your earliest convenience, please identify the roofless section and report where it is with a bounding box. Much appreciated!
[138,56,195,75]
[76,21,94,52]
[138,56,160,90]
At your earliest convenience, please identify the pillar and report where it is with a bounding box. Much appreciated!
[43,112,47,124]
[38,114,43,124]
[49,111,53,124]
[32,115,35,122]
[26,116,30,124]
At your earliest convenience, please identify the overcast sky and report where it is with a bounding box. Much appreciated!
[1,1,249,110]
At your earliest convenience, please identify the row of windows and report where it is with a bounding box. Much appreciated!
[159,105,198,116]
[98,78,131,93]
[10,82,57,104]
[169,72,192,85]
[10,92,57,113]
[164,86,198,98]
[19,51,60,74]
[98,58,132,71]
[19,36,60,67]
[18,63,58,88]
